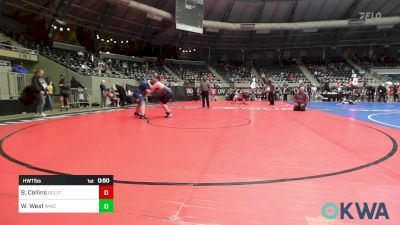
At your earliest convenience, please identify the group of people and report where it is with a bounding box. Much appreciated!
[31,69,85,117]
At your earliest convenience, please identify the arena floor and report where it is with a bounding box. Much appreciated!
[0,101,399,225]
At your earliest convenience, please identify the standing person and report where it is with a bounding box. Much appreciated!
[311,85,317,101]
[45,78,54,112]
[283,85,289,102]
[100,80,107,108]
[115,83,127,106]
[148,75,173,118]
[199,77,211,108]
[377,84,387,103]
[393,83,399,102]
[367,85,375,102]
[192,86,198,101]
[268,83,276,106]
[31,69,48,117]
[59,74,71,110]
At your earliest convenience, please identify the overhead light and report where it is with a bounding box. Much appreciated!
[110,38,113,41]
[121,41,124,44]
[67,27,70,31]
[113,41,116,43]
[179,47,182,50]
[59,27,63,31]
[97,36,100,40]
[126,40,129,43]
[106,40,109,43]
[55,18,66,25]
[189,50,192,53]
[53,25,57,29]
[106,51,110,54]
[193,49,196,52]
[101,38,104,41]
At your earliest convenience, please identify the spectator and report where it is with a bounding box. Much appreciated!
[100,80,107,108]
[392,83,399,102]
[45,78,54,112]
[192,86,198,101]
[115,83,127,106]
[59,74,71,110]
[367,86,375,102]
[31,69,48,117]
[377,84,387,103]
[12,62,28,74]
[268,83,275,106]
[283,85,289,101]
[293,87,308,111]
[107,89,120,107]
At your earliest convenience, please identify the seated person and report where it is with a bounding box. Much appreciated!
[107,89,120,107]
[293,87,308,111]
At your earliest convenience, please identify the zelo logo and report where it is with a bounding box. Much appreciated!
[322,202,389,220]
[359,12,382,20]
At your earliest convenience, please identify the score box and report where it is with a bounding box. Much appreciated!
[19,175,113,213]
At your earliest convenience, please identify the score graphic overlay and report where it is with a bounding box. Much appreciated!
[19,175,113,213]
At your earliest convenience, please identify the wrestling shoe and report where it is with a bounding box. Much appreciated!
[140,115,148,120]
[165,112,172,118]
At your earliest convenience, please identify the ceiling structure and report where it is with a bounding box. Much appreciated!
[3,0,400,50]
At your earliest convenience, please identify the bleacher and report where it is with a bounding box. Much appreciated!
[40,47,94,76]
[214,61,252,83]
[105,58,172,80]
[41,47,175,81]
[166,61,213,82]
[304,57,362,84]
[354,55,400,71]
[255,59,308,85]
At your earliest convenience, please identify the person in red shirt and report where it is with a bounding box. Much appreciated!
[293,87,308,111]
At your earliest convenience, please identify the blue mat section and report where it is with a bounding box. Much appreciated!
[307,102,400,130]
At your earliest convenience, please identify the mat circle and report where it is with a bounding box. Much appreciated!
[147,116,251,129]
[0,116,397,186]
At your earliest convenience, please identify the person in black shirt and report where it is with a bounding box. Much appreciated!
[268,83,276,106]
[377,84,387,103]
[31,69,48,117]
[100,80,107,108]
[59,74,71,110]
[393,84,399,102]
[115,83,127,106]
[367,86,375,102]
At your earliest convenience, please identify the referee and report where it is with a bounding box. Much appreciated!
[200,77,211,108]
